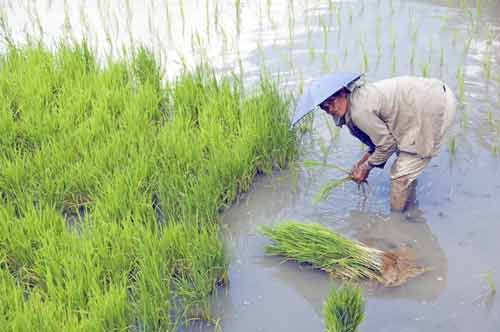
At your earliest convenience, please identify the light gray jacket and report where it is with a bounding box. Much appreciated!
[346,76,448,167]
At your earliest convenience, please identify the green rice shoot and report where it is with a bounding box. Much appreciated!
[324,284,365,332]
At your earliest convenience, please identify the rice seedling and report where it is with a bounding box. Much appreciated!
[391,54,397,76]
[482,51,492,81]
[390,27,397,53]
[324,284,365,332]
[313,176,352,203]
[180,0,186,36]
[362,47,369,72]
[448,135,457,156]
[266,0,274,27]
[260,222,425,286]
[457,67,465,104]
[235,0,241,37]
[463,37,472,56]
[0,37,296,329]
[483,272,496,295]
[421,63,430,78]
[337,7,342,32]
[439,47,444,68]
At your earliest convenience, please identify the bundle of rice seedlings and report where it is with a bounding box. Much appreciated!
[324,284,365,332]
[260,221,425,286]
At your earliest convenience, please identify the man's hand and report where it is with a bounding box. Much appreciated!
[353,151,371,171]
[352,160,372,184]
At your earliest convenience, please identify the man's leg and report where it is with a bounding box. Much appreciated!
[390,153,430,212]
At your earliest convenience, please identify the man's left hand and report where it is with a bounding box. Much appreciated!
[352,161,372,183]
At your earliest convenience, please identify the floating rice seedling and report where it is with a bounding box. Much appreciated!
[260,222,426,286]
[324,284,365,332]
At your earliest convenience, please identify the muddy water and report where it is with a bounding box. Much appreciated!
[4,0,500,331]
[209,1,500,331]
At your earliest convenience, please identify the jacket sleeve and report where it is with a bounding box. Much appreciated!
[351,108,397,167]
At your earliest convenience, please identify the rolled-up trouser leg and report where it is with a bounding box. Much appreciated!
[390,153,431,212]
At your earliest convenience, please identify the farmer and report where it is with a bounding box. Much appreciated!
[292,73,456,212]
[317,75,456,211]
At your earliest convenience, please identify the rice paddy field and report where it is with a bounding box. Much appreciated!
[0,0,499,331]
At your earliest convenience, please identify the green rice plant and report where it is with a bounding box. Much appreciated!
[322,51,333,74]
[324,284,365,332]
[266,0,274,26]
[320,16,328,51]
[302,159,359,203]
[375,17,382,57]
[288,0,295,48]
[439,47,444,67]
[313,176,352,203]
[205,0,211,42]
[421,63,430,78]
[235,0,241,37]
[483,52,492,81]
[464,37,472,55]
[391,54,397,76]
[259,222,385,281]
[390,27,397,53]
[180,0,186,36]
[457,67,465,104]
[362,48,369,72]
[482,272,496,295]
[451,28,459,46]
[337,7,342,32]
[448,135,457,156]
[0,38,296,329]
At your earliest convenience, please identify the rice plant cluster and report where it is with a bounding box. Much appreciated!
[260,221,385,281]
[0,41,296,330]
[323,284,365,332]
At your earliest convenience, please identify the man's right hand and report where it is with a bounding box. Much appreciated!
[352,151,371,172]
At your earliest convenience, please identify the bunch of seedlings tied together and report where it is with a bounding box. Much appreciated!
[0,41,296,330]
[260,222,425,286]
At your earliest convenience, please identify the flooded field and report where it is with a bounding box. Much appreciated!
[1,0,500,331]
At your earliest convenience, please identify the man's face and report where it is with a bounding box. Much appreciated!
[321,94,348,118]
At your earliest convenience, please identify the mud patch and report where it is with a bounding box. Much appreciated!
[380,246,427,287]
